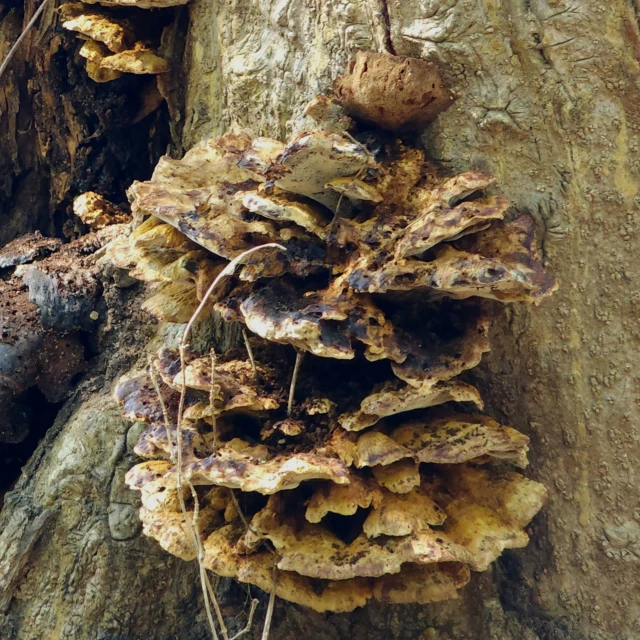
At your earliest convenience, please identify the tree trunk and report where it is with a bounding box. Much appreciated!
[2,1,640,639]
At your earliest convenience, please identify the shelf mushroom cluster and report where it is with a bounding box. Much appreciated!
[60,2,172,82]
[110,53,556,612]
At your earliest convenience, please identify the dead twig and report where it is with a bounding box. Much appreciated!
[229,599,259,640]
[0,0,50,81]
[148,358,174,458]
[228,489,277,561]
[150,367,221,640]
[334,192,346,217]
[287,350,304,417]
[173,243,285,639]
[228,488,252,532]
[177,243,286,436]
[188,483,225,639]
[242,328,260,385]
[260,564,278,640]
[209,349,218,450]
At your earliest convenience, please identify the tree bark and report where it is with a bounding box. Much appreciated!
[2,1,640,639]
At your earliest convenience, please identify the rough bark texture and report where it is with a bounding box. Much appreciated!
[2,1,640,639]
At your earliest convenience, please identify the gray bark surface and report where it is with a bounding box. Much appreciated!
[1,1,640,639]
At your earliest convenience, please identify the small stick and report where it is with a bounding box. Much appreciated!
[209,349,218,449]
[177,243,286,437]
[228,489,277,558]
[242,328,260,385]
[150,375,220,640]
[0,0,49,81]
[230,599,259,640]
[287,350,304,417]
[174,243,284,639]
[153,243,285,640]
[334,193,345,218]
[189,485,225,639]
[201,562,225,640]
[186,482,229,640]
[228,488,252,532]
[199,563,221,640]
[260,564,278,640]
[148,359,175,461]
[206,571,230,640]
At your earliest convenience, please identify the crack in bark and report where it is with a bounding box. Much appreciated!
[632,0,640,27]
[379,0,396,55]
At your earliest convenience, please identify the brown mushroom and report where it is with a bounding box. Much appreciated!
[339,380,484,432]
[305,473,382,523]
[363,486,446,537]
[100,44,169,75]
[73,192,130,229]
[334,51,454,131]
[114,77,555,612]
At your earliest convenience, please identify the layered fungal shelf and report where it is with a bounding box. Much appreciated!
[109,52,556,612]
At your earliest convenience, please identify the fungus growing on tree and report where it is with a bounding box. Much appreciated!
[334,51,454,131]
[60,3,170,82]
[73,192,130,229]
[108,55,556,613]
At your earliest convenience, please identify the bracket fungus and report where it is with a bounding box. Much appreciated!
[110,56,557,613]
[60,3,170,82]
[334,51,454,132]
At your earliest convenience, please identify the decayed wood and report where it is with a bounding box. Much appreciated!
[0,0,169,246]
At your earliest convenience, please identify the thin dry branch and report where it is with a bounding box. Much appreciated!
[230,599,259,640]
[177,243,286,436]
[149,366,221,640]
[188,483,223,639]
[287,350,304,417]
[260,564,278,640]
[228,489,277,560]
[0,0,50,81]
[148,359,174,459]
[209,349,218,449]
[242,328,260,385]
[170,243,285,639]
[228,489,252,532]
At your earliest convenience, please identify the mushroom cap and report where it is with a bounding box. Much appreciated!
[334,51,454,131]
[73,191,129,229]
[305,473,381,523]
[363,486,446,537]
[325,176,383,202]
[242,189,330,238]
[270,130,374,209]
[61,6,133,52]
[371,459,421,494]
[238,137,286,177]
[244,494,473,580]
[339,380,484,432]
[185,444,350,495]
[100,46,170,74]
[390,412,530,468]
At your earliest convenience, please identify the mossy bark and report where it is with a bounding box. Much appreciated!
[2,1,640,639]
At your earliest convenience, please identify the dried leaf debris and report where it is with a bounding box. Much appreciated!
[109,61,556,613]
